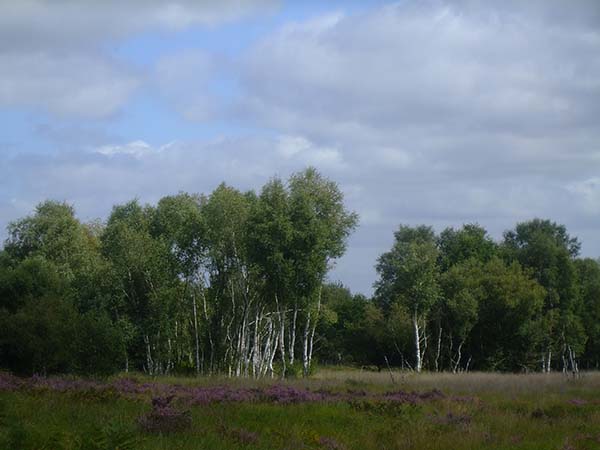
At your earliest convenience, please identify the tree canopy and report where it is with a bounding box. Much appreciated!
[1,178,599,377]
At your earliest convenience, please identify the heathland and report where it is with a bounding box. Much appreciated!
[1,369,599,450]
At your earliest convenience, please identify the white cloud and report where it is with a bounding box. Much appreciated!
[96,140,156,158]
[277,135,311,158]
[276,135,344,169]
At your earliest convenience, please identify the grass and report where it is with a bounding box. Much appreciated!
[1,369,600,449]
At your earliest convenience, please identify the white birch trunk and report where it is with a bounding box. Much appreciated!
[413,310,422,373]
[302,310,311,377]
[275,294,286,378]
[307,290,322,374]
[144,334,153,375]
[192,293,200,375]
[453,340,464,374]
[435,325,442,372]
[289,301,298,366]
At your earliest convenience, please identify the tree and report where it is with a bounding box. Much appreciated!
[153,193,206,375]
[374,225,440,372]
[247,178,294,377]
[0,256,124,376]
[502,219,583,372]
[438,259,481,372]
[469,258,545,371]
[202,184,255,376]
[438,224,497,272]
[287,168,358,376]
[102,200,177,374]
[575,258,600,368]
[317,283,377,366]
[4,201,98,282]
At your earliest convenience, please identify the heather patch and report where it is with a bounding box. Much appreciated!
[0,372,449,407]
[3,371,600,449]
[138,395,192,434]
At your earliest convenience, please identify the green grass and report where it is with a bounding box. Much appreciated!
[1,370,600,449]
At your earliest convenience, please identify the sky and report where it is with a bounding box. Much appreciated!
[1,0,600,295]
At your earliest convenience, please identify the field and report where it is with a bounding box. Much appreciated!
[1,369,600,450]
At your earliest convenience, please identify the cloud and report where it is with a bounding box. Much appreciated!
[0,0,275,118]
[0,52,138,118]
[567,178,600,214]
[0,1,277,51]
[95,140,170,158]
[1,133,598,295]
[238,1,600,140]
[229,0,600,290]
[276,135,344,169]
[0,138,299,249]
[153,50,222,121]
[2,1,600,294]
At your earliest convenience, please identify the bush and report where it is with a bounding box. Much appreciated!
[0,297,125,376]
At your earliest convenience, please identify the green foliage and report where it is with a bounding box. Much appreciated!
[317,284,379,365]
[1,172,599,376]
[0,294,125,376]
[575,258,600,367]
[469,258,545,370]
[438,224,497,271]
[374,225,440,314]
[502,219,586,369]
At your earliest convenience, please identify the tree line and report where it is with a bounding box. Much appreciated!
[0,168,357,377]
[1,168,599,377]
[318,222,600,374]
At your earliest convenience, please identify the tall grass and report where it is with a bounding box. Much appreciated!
[1,369,599,449]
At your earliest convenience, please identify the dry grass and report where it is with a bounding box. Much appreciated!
[314,368,600,394]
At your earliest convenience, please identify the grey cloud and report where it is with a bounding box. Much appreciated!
[0,1,277,51]
[0,136,340,234]
[238,2,600,139]
[227,1,600,291]
[0,0,275,118]
[2,133,598,295]
[0,51,139,118]
[4,1,600,294]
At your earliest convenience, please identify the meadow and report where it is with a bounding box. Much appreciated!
[1,369,600,450]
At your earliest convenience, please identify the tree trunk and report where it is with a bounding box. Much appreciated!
[275,294,286,378]
[307,288,322,374]
[413,309,422,373]
[302,310,311,377]
[435,325,442,372]
[289,301,298,366]
[144,334,153,375]
[452,340,464,373]
[201,289,215,374]
[192,293,200,376]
